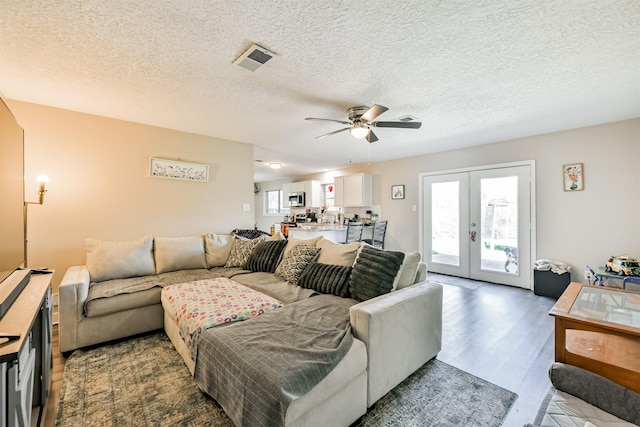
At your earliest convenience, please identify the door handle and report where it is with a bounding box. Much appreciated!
[470,231,476,242]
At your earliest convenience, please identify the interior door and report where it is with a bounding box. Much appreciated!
[421,164,533,288]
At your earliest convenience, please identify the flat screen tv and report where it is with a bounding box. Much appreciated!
[0,95,29,317]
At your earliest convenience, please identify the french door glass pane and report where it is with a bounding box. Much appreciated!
[480,176,518,274]
[431,181,459,266]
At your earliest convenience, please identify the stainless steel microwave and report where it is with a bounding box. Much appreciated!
[288,192,305,207]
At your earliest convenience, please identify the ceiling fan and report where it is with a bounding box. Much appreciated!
[305,104,421,143]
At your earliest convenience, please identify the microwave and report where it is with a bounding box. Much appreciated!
[288,192,305,207]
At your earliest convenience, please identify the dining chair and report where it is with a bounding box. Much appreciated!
[362,220,388,249]
[622,276,640,291]
[343,221,364,244]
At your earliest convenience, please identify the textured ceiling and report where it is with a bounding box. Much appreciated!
[1,1,639,182]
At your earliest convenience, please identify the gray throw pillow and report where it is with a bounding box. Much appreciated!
[244,239,287,273]
[298,262,352,298]
[349,244,405,302]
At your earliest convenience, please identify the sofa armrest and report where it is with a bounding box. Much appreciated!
[549,362,640,425]
[350,280,443,406]
[59,265,91,353]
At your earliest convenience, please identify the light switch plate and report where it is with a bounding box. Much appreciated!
[242,203,250,212]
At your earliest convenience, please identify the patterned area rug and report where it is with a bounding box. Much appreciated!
[56,332,517,426]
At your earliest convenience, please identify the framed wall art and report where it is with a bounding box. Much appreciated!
[391,184,405,199]
[563,163,583,191]
[149,158,209,182]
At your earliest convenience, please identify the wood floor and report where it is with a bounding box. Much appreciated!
[43,276,558,427]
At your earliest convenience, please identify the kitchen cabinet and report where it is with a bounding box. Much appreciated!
[283,180,322,208]
[334,173,372,207]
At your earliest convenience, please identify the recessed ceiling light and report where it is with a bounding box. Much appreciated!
[269,162,283,169]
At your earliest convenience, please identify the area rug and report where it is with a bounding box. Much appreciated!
[56,332,517,427]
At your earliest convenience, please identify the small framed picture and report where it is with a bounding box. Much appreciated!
[563,163,584,191]
[391,184,405,199]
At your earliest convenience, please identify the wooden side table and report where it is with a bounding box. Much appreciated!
[549,282,640,393]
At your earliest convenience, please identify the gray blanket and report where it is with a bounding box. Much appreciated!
[194,294,355,427]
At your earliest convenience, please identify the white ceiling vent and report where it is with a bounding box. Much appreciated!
[233,44,275,72]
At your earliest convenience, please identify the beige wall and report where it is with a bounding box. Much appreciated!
[8,100,255,291]
[258,119,640,283]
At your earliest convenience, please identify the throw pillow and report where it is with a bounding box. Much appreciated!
[275,244,321,284]
[244,239,288,273]
[154,235,207,274]
[298,262,352,298]
[392,251,421,290]
[315,239,360,267]
[224,236,265,268]
[205,233,234,267]
[85,235,155,282]
[349,244,405,302]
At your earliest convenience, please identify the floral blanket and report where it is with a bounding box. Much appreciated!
[162,277,283,359]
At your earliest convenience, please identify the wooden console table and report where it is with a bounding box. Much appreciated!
[0,271,53,427]
[549,282,640,393]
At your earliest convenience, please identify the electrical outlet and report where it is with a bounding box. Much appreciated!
[53,292,59,307]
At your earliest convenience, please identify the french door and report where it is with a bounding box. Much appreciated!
[420,163,534,289]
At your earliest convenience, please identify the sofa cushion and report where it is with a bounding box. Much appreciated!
[155,235,207,274]
[393,251,421,290]
[225,236,265,268]
[349,244,405,302]
[244,240,288,273]
[205,233,234,267]
[298,262,352,298]
[85,235,155,282]
[275,244,321,284]
[315,239,360,267]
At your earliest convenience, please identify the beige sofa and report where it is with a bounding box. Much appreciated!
[59,233,443,426]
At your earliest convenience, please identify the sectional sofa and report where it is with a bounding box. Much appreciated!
[59,232,443,426]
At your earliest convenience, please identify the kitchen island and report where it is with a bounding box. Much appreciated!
[287,223,372,243]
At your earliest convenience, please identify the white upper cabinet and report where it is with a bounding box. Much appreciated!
[334,173,372,207]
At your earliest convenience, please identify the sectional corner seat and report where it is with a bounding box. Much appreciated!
[59,233,443,427]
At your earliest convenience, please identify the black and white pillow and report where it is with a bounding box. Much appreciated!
[349,244,405,302]
[244,239,287,273]
[224,236,266,268]
[275,245,321,284]
[298,262,352,298]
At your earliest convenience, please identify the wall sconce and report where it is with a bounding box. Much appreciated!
[24,175,49,267]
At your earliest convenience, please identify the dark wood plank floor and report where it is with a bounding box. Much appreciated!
[44,276,558,427]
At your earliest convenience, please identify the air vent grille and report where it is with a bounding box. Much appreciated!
[233,44,275,72]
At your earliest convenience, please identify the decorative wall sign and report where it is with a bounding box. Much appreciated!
[149,158,209,182]
[391,184,405,199]
[562,163,583,191]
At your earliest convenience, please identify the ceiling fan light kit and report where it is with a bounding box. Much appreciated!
[306,104,421,143]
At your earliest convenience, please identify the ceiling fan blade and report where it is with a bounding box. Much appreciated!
[372,121,422,129]
[316,127,351,139]
[366,130,379,143]
[361,104,388,122]
[305,117,352,125]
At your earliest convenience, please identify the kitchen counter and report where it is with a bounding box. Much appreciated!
[287,223,372,243]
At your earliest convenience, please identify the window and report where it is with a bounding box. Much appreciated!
[264,189,289,215]
[323,183,335,209]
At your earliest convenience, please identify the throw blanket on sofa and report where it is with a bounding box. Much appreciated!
[194,294,355,427]
[162,278,283,359]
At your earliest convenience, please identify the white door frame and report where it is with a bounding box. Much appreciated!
[418,160,537,289]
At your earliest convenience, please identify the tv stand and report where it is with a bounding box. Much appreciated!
[0,273,53,427]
